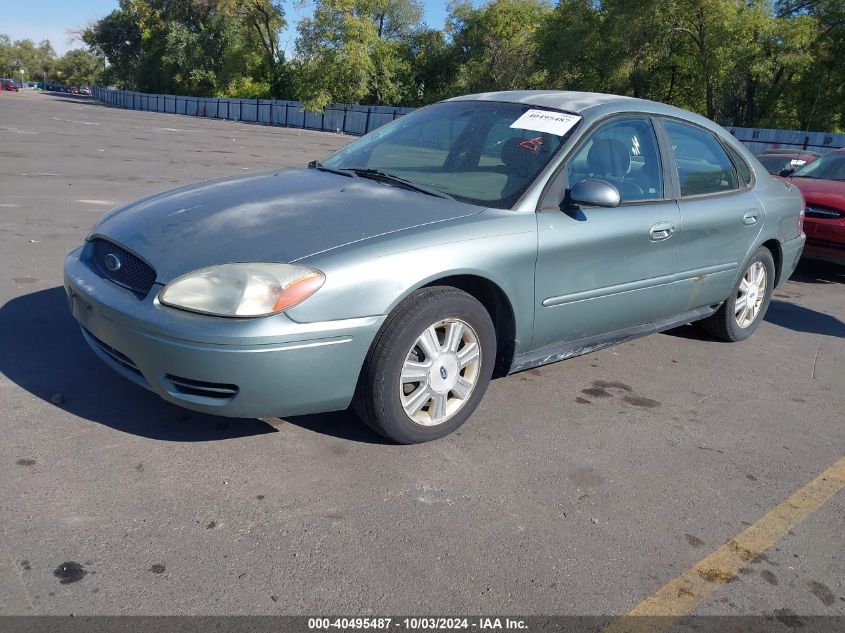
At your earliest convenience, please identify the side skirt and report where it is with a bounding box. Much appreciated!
[509,304,721,374]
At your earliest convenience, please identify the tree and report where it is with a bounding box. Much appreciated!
[405,28,459,105]
[294,0,423,109]
[447,0,551,94]
[536,0,824,129]
[0,37,58,83]
[82,1,143,88]
[223,0,290,96]
[82,0,290,97]
[775,0,845,131]
[56,49,104,86]
[43,0,845,131]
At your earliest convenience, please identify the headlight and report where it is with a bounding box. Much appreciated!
[159,263,324,317]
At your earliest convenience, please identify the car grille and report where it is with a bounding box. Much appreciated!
[90,238,157,297]
[164,374,239,400]
[805,205,844,220]
[83,328,145,379]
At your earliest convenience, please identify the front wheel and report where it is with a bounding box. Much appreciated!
[701,247,775,342]
[353,286,496,444]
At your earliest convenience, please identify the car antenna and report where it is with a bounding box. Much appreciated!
[791,73,826,182]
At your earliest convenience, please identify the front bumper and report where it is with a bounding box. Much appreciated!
[64,247,384,418]
[803,218,845,266]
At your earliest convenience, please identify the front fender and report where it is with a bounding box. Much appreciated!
[285,210,538,352]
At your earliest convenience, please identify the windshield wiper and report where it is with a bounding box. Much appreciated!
[307,161,357,178]
[347,168,454,200]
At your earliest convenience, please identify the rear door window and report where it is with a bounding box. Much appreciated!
[664,120,739,196]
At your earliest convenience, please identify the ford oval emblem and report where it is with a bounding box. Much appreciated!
[440,367,448,380]
[104,253,122,272]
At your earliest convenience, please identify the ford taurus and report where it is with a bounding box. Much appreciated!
[64,91,805,443]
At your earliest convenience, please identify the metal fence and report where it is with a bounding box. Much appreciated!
[728,126,844,156]
[93,87,845,153]
[91,86,415,136]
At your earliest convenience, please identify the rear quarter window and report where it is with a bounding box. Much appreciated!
[726,144,753,186]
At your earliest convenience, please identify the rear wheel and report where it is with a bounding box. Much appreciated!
[701,247,775,342]
[354,287,496,444]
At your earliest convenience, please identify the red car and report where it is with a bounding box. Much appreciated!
[0,79,19,91]
[787,148,845,265]
[756,149,818,176]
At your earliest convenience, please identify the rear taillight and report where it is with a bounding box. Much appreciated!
[798,207,805,235]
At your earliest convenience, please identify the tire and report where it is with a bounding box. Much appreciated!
[353,286,496,444]
[701,246,775,342]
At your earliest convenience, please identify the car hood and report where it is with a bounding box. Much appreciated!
[790,177,845,208]
[91,168,482,283]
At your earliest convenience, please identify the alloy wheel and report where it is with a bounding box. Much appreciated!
[735,261,767,328]
[399,318,482,426]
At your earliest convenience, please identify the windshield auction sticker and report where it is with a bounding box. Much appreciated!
[510,109,581,137]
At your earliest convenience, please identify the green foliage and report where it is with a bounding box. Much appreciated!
[294,0,423,110]
[536,0,835,130]
[82,0,142,87]
[56,49,104,86]
[10,0,840,131]
[0,36,58,82]
[775,0,845,131]
[447,0,551,93]
[82,0,288,97]
[405,28,459,105]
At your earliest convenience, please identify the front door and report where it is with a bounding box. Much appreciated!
[533,116,681,350]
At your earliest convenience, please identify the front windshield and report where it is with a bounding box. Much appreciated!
[793,151,845,181]
[321,101,580,208]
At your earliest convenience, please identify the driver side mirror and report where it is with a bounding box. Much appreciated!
[568,179,621,208]
[778,168,795,178]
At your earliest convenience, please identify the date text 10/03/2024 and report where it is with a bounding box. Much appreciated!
[307,618,528,630]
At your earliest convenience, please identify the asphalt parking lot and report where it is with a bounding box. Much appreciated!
[1,92,843,624]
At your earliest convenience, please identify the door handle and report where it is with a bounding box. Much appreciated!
[649,221,675,241]
[743,209,760,225]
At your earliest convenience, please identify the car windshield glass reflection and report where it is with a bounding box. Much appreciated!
[794,152,845,181]
[321,101,580,209]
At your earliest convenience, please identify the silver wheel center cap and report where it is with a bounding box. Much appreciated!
[747,287,757,305]
[429,355,459,393]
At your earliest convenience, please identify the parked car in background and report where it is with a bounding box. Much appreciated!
[79,86,91,96]
[761,148,821,158]
[64,91,805,443]
[0,79,19,92]
[756,149,819,176]
[787,148,845,265]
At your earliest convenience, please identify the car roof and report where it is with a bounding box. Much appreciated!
[445,89,726,135]
[761,148,821,157]
[446,90,641,112]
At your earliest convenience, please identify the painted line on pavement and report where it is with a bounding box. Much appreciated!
[603,456,845,633]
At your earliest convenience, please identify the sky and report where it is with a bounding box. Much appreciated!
[2,0,455,57]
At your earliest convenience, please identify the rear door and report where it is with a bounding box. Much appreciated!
[533,116,681,349]
[659,119,763,311]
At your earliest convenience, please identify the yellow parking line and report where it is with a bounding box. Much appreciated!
[603,456,845,633]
